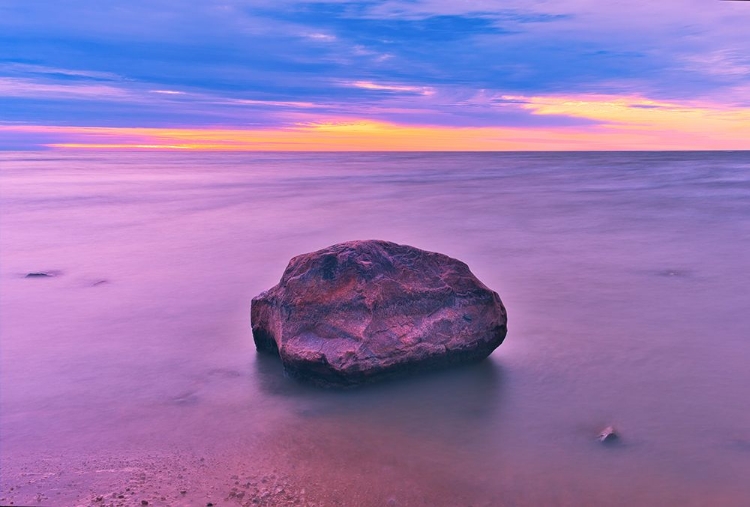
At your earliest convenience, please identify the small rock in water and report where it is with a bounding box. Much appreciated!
[657,269,688,278]
[598,425,618,443]
[25,272,53,278]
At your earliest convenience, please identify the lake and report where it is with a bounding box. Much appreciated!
[1,151,749,506]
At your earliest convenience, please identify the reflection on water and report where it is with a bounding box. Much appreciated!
[1,151,750,505]
[252,354,506,506]
[255,352,504,431]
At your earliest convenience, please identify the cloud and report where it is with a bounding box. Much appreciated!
[0,77,133,100]
[0,0,749,144]
[3,92,747,151]
[348,81,434,95]
[0,62,123,81]
[305,32,337,42]
[681,49,750,78]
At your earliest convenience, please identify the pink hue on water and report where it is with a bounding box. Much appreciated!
[1,151,749,506]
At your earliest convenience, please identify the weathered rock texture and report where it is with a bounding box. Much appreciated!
[251,240,507,386]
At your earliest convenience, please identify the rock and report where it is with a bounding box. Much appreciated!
[251,240,508,386]
[598,425,618,443]
[25,272,53,278]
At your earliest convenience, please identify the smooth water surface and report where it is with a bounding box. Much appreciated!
[1,151,749,506]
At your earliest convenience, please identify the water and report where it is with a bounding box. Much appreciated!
[1,151,749,506]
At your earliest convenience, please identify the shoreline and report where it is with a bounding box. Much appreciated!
[4,434,750,507]
[1,451,310,507]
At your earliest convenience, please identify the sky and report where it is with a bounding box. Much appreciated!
[1,0,749,150]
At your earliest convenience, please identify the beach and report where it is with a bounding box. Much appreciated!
[2,151,750,506]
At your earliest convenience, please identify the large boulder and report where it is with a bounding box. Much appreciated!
[251,240,507,386]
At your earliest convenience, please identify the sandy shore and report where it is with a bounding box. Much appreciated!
[1,451,315,507]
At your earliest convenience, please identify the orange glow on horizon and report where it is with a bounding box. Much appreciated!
[514,94,750,134]
[50,143,194,150]
[4,93,749,151]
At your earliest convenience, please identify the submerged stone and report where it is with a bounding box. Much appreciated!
[25,272,53,278]
[251,240,508,386]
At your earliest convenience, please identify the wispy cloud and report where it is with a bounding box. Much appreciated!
[0,63,123,81]
[681,50,750,78]
[4,92,747,151]
[226,98,319,108]
[0,77,133,100]
[348,81,434,95]
[305,32,337,42]
[512,93,750,122]
[150,89,186,95]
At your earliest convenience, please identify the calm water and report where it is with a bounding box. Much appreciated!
[1,151,749,506]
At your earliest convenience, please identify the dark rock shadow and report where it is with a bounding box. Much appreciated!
[253,351,312,397]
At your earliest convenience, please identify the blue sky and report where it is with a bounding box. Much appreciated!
[1,0,749,149]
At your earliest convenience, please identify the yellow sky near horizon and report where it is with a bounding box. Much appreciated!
[5,93,749,151]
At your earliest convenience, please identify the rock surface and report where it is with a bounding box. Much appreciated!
[598,426,619,443]
[251,240,508,386]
